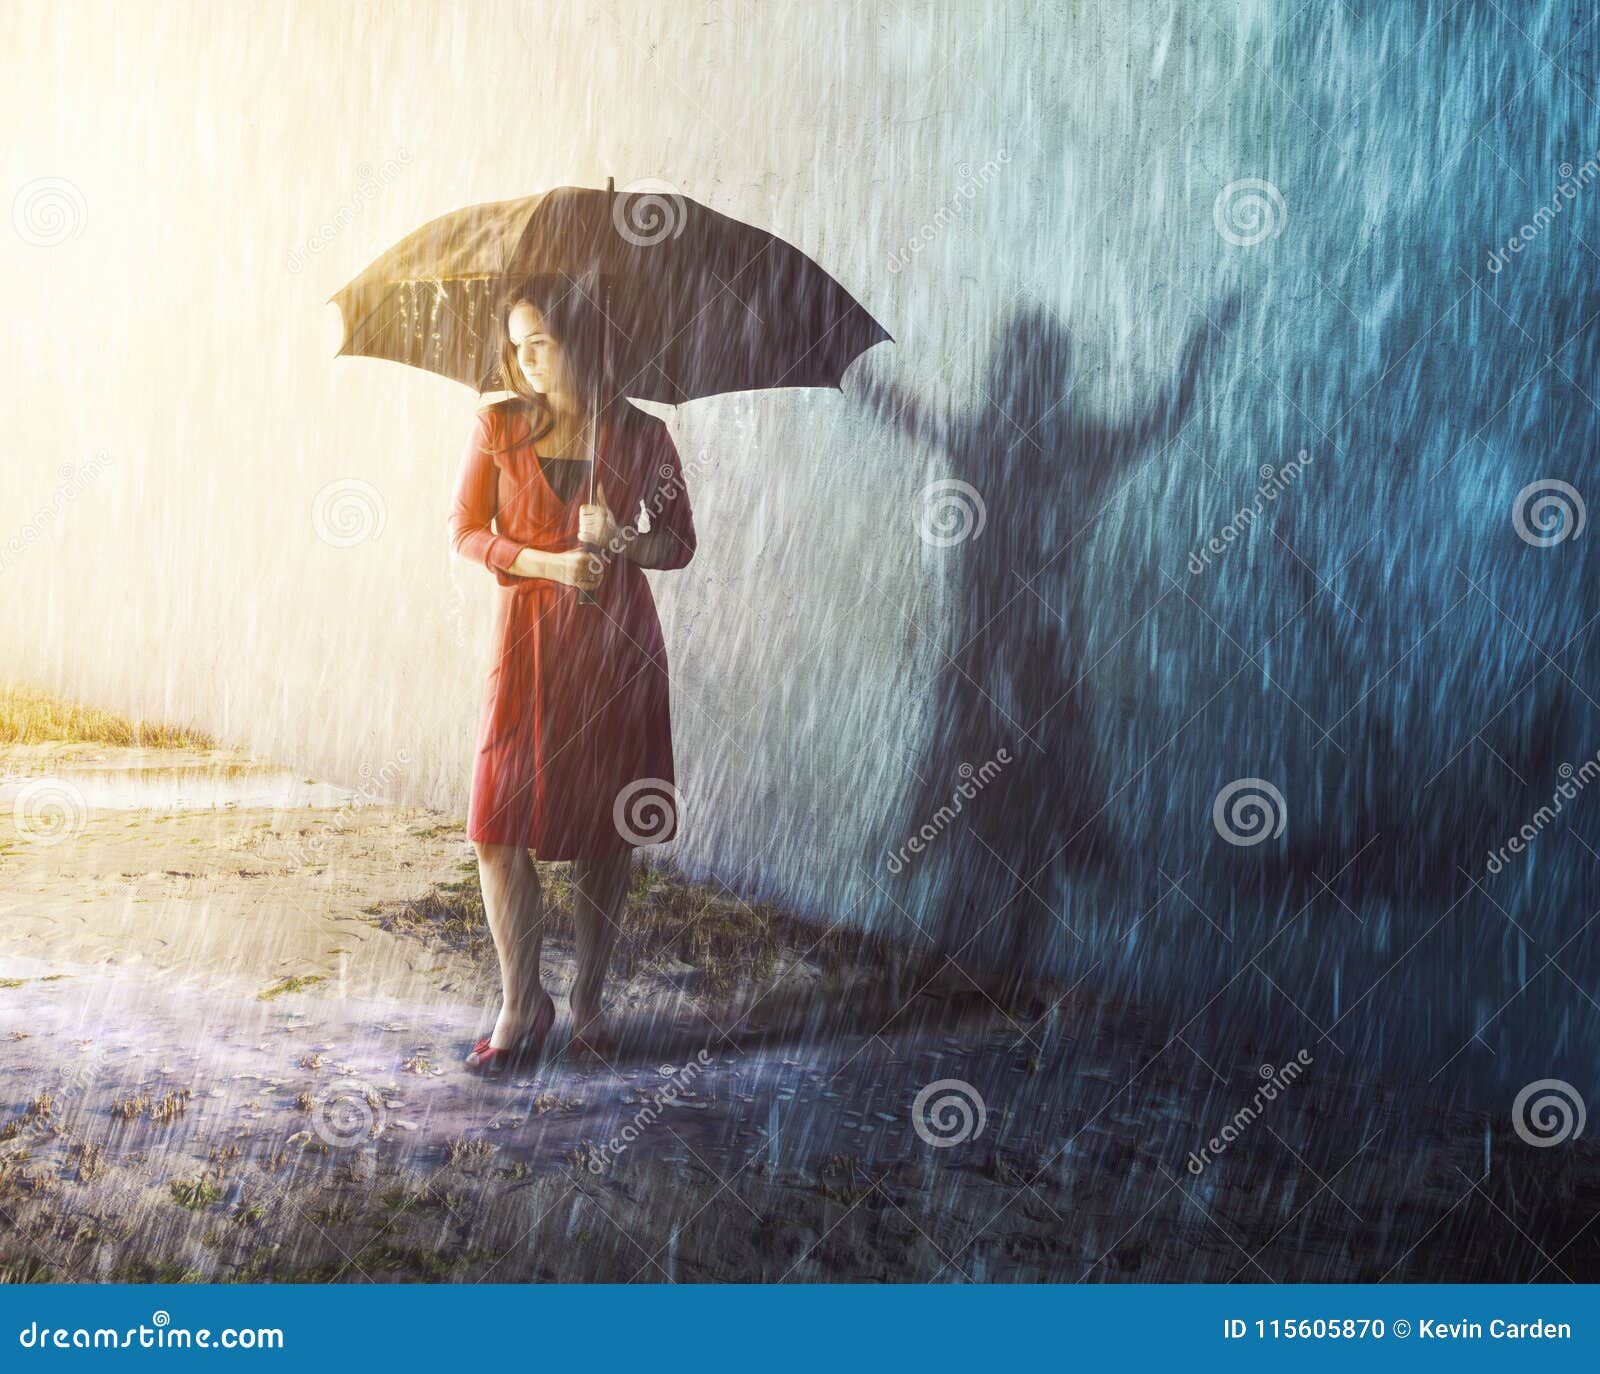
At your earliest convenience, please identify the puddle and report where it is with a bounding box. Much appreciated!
[0,762,361,813]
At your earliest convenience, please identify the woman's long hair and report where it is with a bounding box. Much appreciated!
[491,274,618,451]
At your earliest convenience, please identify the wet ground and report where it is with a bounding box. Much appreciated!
[2,742,1599,1282]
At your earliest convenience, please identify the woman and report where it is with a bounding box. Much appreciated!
[448,274,697,1072]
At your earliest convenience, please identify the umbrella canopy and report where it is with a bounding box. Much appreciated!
[329,183,891,401]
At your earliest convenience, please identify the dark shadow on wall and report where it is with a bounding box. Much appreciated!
[855,293,1242,994]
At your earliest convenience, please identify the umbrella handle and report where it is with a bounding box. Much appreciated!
[577,542,600,606]
[578,226,615,610]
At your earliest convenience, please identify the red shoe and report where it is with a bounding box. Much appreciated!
[569,1005,618,1060]
[464,994,555,1075]
[570,1025,619,1060]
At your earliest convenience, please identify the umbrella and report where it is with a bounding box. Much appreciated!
[328,179,891,402]
[330,178,891,602]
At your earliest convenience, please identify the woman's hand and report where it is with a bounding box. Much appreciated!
[577,495,618,549]
[547,547,606,591]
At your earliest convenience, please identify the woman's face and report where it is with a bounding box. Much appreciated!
[508,302,575,400]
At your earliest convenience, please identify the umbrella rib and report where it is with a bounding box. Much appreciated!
[608,239,781,404]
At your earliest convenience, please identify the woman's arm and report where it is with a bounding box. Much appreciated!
[448,410,526,586]
[618,527,687,569]
[450,409,590,588]
[618,420,697,571]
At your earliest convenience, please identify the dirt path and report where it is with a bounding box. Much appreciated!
[3,743,1599,1282]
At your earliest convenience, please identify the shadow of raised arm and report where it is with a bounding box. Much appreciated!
[1117,291,1243,452]
[852,368,960,452]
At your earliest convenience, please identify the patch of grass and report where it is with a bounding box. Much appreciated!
[169,1172,223,1210]
[366,858,928,1001]
[110,1094,148,1121]
[445,1135,497,1169]
[256,975,328,1001]
[149,1088,192,1124]
[68,1140,104,1183]
[817,1152,873,1205]
[0,1256,54,1283]
[23,1090,52,1123]
[110,1258,205,1283]
[0,680,216,748]
[309,1196,359,1226]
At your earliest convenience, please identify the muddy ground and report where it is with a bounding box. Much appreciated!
[1,740,1598,1283]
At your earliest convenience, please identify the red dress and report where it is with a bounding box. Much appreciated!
[448,398,696,858]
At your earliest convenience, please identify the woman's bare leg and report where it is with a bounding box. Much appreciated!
[470,841,553,1055]
[569,849,632,1047]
